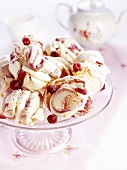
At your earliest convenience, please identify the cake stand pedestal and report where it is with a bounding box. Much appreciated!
[13,127,72,154]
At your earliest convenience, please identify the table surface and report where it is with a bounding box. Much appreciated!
[0,0,127,170]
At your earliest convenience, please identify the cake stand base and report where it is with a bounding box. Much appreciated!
[13,127,72,154]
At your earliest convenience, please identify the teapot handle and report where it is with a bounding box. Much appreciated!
[55,3,73,29]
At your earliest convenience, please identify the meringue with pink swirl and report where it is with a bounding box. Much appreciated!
[2,89,44,126]
[44,76,93,117]
[71,50,110,94]
[43,38,84,64]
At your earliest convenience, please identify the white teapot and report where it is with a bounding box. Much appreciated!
[55,0,127,48]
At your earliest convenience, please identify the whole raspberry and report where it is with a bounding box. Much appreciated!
[73,62,81,72]
[22,37,30,45]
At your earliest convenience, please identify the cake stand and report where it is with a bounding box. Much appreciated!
[0,78,113,155]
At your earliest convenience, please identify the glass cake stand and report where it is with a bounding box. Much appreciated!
[0,78,113,155]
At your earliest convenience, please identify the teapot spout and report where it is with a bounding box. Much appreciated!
[113,9,127,36]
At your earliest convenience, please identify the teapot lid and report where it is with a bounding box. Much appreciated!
[77,0,106,12]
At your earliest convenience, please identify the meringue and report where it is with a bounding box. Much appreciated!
[44,38,84,64]
[71,50,110,93]
[2,89,44,126]
[44,76,92,117]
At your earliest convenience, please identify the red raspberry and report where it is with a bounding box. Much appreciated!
[47,114,57,123]
[50,51,59,57]
[22,37,30,45]
[73,62,81,72]
[10,80,21,90]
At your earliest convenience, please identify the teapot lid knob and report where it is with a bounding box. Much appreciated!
[78,0,106,12]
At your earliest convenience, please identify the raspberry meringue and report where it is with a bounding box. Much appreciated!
[44,76,93,117]
[2,89,44,126]
[44,38,84,64]
[71,50,110,93]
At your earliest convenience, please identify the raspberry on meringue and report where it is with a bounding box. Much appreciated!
[43,38,84,64]
[71,50,110,94]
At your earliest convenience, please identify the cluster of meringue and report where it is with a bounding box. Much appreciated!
[0,35,110,126]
